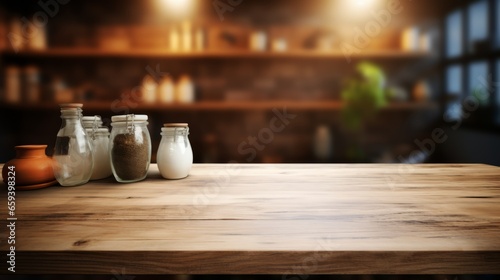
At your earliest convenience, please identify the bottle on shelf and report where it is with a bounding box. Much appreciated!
[181,20,192,52]
[176,74,195,103]
[157,76,175,103]
[24,65,41,103]
[4,65,21,103]
[8,18,24,51]
[141,75,157,103]
[195,26,205,52]
[169,25,180,52]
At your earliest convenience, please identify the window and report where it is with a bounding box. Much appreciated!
[445,65,464,121]
[467,0,489,53]
[468,61,489,106]
[496,0,500,48]
[446,10,463,58]
[446,65,463,95]
[496,60,500,124]
[496,60,500,106]
[443,1,500,127]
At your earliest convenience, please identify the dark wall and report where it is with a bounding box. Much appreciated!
[437,127,500,166]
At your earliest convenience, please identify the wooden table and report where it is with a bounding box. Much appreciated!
[1,163,500,274]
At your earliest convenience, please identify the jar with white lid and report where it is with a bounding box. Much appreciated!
[52,103,93,186]
[157,123,193,179]
[82,115,112,180]
[85,127,112,180]
[82,115,103,129]
[110,114,151,183]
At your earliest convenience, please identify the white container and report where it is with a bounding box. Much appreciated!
[157,76,175,103]
[82,115,103,129]
[82,115,111,180]
[272,37,287,52]
[181,21,192,52]
[142,75,157,103]
[176,75,195,103]
[250,30,267,51]
[401,26,419,51]
[86,127,112,180]
[157,123,193,179]
[170,26,180,51]
[195,27,205,51]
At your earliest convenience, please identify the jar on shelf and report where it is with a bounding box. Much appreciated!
[110,114,151,183]
[24,65,41,103]
[82,115,112,180]
[157,123,193,179]
[52,103,93,186]
[141,75,157,103]
[5,65,20,103]
[157,76,175,103]
[176,75,194,103]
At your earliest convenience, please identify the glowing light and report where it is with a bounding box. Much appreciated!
[334,0,381,22]
[354,0,377,8]
[159,0,193,16]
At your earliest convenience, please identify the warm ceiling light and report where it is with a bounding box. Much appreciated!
[354,0,377,8]
[334,0,381,22]
[159,0,193,16]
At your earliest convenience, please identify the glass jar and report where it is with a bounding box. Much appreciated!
[110,114,151,183]
[82,115,112,180]
[86,127,112,180]
[52,103,93,186]
[157,123,193,179]
[82,115,103,129]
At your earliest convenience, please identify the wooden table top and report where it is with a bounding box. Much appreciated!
[1,163,500,274]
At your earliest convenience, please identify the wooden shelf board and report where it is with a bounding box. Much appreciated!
[1,48,434,59]
[0,101,439,111]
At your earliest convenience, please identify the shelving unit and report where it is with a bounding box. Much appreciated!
[0,48,434,59]
[0,100,439,111]
[0,48,438,115]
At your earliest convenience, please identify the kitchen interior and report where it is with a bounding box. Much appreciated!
[1,1,500,279]
[1,0,499,166]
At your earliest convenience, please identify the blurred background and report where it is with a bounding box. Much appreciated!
[0,0,499,165]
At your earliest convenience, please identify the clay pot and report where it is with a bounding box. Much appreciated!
[2,145,55,186]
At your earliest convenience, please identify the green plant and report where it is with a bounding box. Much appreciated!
[341,62,388,131]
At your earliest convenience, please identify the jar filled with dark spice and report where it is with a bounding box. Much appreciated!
[110,114,151,183]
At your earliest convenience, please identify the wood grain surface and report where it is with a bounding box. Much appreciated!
[1,163,500,274]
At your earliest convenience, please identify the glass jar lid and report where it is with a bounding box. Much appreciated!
[82,115,103,128]
[59,103,83,117]
[82,115,102,122]
[111,114,148,122]
[163,123,188,127]
[161,123,189,136]
[60,103,83,109]
[85,127,109,134]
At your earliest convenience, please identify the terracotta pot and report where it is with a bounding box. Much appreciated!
[2,145,55,186]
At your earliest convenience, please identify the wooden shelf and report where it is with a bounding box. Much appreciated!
[0,101,439,111]
[1,48,434,59]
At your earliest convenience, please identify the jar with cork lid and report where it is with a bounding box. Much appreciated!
[52,103,93,186]
[157,123,193,179]
[110,114,151,183]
